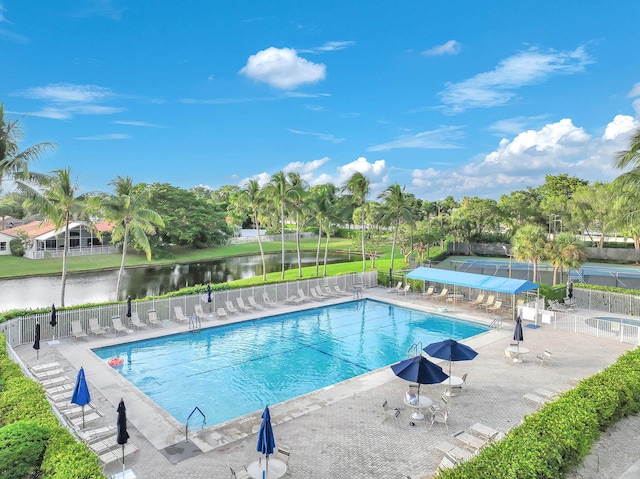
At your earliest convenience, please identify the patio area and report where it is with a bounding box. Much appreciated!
[11,287,636,478]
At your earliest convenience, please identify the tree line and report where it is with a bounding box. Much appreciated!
[2,102,640,303]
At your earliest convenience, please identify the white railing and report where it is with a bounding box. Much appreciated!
[0,272,378,347]
[572,288,640,316]
[25,245,118,260]
[227,232,316,245]
[542,309,640,346]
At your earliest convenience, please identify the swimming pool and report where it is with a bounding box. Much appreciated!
[93,299,489,426]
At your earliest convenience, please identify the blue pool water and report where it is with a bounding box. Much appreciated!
[93,299,489,426]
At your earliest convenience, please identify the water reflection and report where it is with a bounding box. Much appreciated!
[0,252,351,311]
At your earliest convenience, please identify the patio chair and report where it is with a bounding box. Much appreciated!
[486,300,503,313]
[332,284,352,296]
[422,286,435,297]
[225,300,240,314]
[235,297,251,312]
[147,309,161,327]
[130,312,148,330]
[381,399,400,423]
[33,367,65,380]
[194,304,209,321]
[433,288,449,301]
[429,405,450,431]
[387,281,402,293]
[262,292,279,307]
[98,442,138,466]
[274,444,291,466]
[247,296,265,310]
[453,430,487,453]
[480,295,496,310]
[174,306,189,323]
[398,283,411,295]
[309,287,327,301]
[71,320,88,340]
[89,318,107,337]
[111,316,128,336]
[296,288,313,303]
[504,349,521,364]
[535,350,552,367]
[216,307,228,319]
[468,293,484,307]
[228,463,251,479]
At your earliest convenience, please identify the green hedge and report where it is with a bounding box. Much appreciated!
[0,335,104,478]
[435,347,640,479]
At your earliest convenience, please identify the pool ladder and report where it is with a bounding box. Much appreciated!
[185,406,206,443]
[408,342,423,358]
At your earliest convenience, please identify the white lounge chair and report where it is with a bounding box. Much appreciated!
[480,295,496,310]
[314,285,332,299]
[523,393,549,409]
[32,362,60,373]
[130,311,148,330]
[236,297,251,312]
[148,309,161,327]
[33,368,65,380]
[296,288,312,303]
[174,306,189,323]
[98,442,138,465]
[71,320,88,341]
[247,296,265,310]
[194,304,208,321]
[262,292,278,307]
[323,286,339,297]
[398,284,411,295]
[468,293,484,307]
[332,284,351,296]
[225,300,240,314]
[111,316,128,336]
[433,288,449,302]
[89,318,107,337]
[387,281,402,293]
[309,287,327,301]
[422,286,435,297]
[216,308,228,319]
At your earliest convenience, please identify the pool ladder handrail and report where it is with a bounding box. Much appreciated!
[408,341,423,358]
[185,406,206,443]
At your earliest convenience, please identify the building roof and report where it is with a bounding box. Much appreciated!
[0,220,112,239]
[406,267,539,294]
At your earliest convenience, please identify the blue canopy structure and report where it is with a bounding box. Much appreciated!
[406,267,539,294]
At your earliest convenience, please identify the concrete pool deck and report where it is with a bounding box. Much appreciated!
[13,288,638,478]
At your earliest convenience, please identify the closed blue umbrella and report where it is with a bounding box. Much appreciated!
[256,406,276,478]
[391,355,448,400]
[117,398,130,474]
[126,296,132,319]
[71,367,91,428]
[50,304,57,341]
[207,284,212,312]
[424,339,478,376]
[33,323,41,364]
[514,315,524,350]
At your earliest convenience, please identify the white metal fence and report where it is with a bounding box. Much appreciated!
[25,245,117,259]
[541,310,640,346]
[227,232,316,245]
[0,272,378,348]
[572,288,640,316]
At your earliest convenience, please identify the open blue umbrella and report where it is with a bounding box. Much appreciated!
[256,406,276,478]
[117,398,130,474]
[424,339,478,376]
[391,355,448,400]
[514,315,524,350]
[71,367,91,428]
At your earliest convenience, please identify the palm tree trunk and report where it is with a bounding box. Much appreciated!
[323,231,331,277]
[116,226,129,300]
[315,224,322,277]
[255,212,267,281]
[296,212,302,278]
[361,208,366,272]
[280,203,285,280]
[390,220,399,272]
[60,217,70,307]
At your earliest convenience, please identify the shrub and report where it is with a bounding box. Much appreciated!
[0,420,50,479]
[9,238,24,257]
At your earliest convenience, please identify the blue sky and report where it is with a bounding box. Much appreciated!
[1,1,639,200]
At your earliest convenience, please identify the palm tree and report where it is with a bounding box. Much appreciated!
[0,103,56,187]
[378,183,414,274]
[16,168,91,306]
[343,172,370,272]
[546,232,587,285]
[287,172,308,278]
[98,176,164,299]
[231,180,267,281]
[511,224,547,282]
[310,184,345,276]
[265,172,290,280]
[614,127,640,173]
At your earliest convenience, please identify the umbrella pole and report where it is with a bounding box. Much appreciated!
[266,454,269,476]
[82,406,85,428]
[122,444,125,472]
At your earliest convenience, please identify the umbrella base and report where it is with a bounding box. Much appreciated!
[112,470,136,479]
[410,411,425,420]
[47,339,60,345]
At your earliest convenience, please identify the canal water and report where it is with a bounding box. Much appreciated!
[0,252,352,311]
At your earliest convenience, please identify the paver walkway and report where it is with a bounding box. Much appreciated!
[12,288,636,478]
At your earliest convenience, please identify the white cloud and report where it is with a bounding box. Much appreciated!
[239,47,326,89]
[283,157,332,186]
[488,116,548,136]
[628,82,640,98]
[440,46,593,113]
[603,115,638,140]
[74,134,130,141]
[368,126,465,151]
[334,157,388,191]
[113,120,164,128]
[287,128,345,143]
[299,41,355,53]
[422,40,461,56]
[19,84,113,103]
